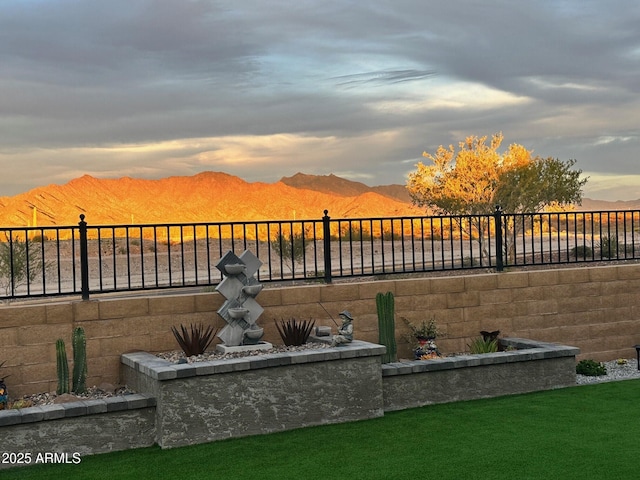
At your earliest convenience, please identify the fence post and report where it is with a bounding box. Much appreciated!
[79,214,90,300]
[494,205,504,272]
[322,210,332,283]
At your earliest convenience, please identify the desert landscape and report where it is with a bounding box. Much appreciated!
[0,172,423,228]
[1,171,638,229]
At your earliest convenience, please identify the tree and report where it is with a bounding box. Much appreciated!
[406,133,587,261]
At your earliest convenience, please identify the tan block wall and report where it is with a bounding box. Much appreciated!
[2,263,640,397]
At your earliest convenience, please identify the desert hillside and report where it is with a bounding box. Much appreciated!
[279,172,412,203]
[0,171,635,227]
[0,171,424,227]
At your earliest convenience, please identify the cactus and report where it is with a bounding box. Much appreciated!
[56,339,69,395]
[71,327,87,394]
[376,291,397,363]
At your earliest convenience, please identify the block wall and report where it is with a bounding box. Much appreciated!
[2,263,640,397]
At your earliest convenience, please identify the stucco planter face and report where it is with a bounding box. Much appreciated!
[0,394,157,470]
[121,340,387,449]
[381,337,580,412]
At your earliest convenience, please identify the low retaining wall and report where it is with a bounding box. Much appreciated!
[382,338,579,411]
[0,337,580,466]
[121,341,386,448]
[0,394,156,470]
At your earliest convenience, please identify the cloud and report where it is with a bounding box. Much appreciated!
[1,0,639,201]
[332,69,436,88]
[583,173,640,201]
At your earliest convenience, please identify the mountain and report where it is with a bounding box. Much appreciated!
[0,172,424,227]
[2,171,634,228]
[576,198,640,211]
[280,172,412,204]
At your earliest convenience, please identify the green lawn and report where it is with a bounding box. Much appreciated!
[7,380,640,480]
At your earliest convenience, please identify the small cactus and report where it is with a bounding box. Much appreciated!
[72,327,87,394]
[56,339,69,395]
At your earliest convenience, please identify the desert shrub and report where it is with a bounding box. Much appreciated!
[570,245,593,259]
[171,323,217,356]
[468,337,498,354]
[461,255,478,267]
[576,359,607,376]
[381,227,401,241]
[31,234,49,243]
[275,318,315,346]
[270,227,311,273]
[338,223,373,242]
[0,236,50,296]
[598,236,618,258]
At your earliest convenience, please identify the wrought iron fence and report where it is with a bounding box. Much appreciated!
[1,209,639,301]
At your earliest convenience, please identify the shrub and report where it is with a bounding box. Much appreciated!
[31,234,49,243]
[570,245,593,259]
[576,359,607,376]
[403,317,439,341]
[270,227,311,273]
[0,236,50,296]
[381,227,401,241]
[171,323,217,356]
[339,224,373,242]
[468,337,498,354]
[275,318,315,346]
[598,236,618,258]
[461,255,478,267]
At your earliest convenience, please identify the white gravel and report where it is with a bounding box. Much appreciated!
[156,342,331,363]
[576,359,640,385]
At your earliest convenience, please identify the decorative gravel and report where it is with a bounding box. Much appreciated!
[15,385,136,407]
[576,359,640,385]
[157,343,332,363]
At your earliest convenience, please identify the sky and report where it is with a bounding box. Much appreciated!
[1,0,639,201]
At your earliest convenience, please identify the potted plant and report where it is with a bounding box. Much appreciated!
[402,318,441,359]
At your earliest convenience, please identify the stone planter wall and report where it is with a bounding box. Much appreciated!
[1,337,579,466]
[121,341,386,449]
[382,338,579,411]
[0,394,156,470]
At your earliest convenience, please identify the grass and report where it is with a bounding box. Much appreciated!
[8,380,640,480]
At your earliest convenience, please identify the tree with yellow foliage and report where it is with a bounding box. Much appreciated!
[407,133,586,215]
[407,133,587,261]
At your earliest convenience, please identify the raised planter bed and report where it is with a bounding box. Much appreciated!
[0,337,579,465]
[121,341,386,448]
[382,337,580,411]
[0,394,156,470]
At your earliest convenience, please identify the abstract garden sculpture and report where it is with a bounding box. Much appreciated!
[215,250,271,351]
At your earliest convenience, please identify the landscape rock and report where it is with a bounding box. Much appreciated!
[53,393,81,404]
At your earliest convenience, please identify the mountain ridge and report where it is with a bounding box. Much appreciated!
[0,171,423,227]
[0,171,635,227]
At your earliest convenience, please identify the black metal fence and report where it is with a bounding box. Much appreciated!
[1,208,639,301]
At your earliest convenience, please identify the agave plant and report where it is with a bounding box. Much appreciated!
[275,318,315,346]
[171,323,218,357]
[468,336,498,354]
